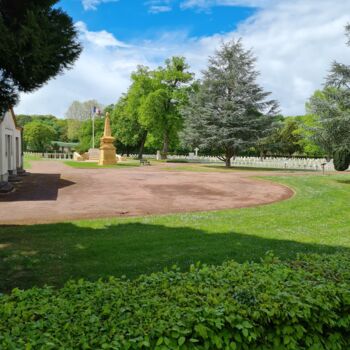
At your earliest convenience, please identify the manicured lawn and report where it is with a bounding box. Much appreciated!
[161,163,311,172]
[63,159,140,168]
[23,154,42,169]
[0,173,350,292]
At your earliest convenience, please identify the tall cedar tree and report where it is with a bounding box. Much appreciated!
[0,0,81,113]
[182,40,278,167]
[307,25,350,159]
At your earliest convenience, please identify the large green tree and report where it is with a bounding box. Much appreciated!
[307,25,350,160]
[306,88,350,160]
[0,0,81,113]
[182,40,277,167]
[77,118,104,152]
[23,121,57,152]
[111,66,155,158]
[139,57,194,159]
[17,114,69,149]
[293,114,323,157]
[111,60,193,159]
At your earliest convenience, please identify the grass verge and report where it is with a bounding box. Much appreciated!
[23,154,42,169]
[63,159,140,168]
[0,173,349,292]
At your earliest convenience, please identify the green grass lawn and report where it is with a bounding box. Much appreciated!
[1,173,350,292]
[23,154,42,169]
[63,159,140,168]
[161,163,313,173]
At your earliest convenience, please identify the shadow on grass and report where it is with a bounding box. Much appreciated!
[0,222,347,292]
[204,165,316,172]
[336,179,350,185]
[63,161,139,169]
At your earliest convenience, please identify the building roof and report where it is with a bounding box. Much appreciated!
[51,141,79,148]
[0,108,22,131]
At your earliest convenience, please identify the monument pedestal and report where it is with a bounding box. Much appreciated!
[98,113,117,166]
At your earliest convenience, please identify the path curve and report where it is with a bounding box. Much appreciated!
[0,161,294,225]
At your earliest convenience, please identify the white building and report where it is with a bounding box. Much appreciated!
[0,108,23,183]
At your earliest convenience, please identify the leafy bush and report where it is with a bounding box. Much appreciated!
[1,253,350,349]
[333,147,350,171]
[166,159,190,163]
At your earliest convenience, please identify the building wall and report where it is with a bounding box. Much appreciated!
[0,110,22,182]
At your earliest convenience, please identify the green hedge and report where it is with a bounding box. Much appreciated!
[1,253,350,349]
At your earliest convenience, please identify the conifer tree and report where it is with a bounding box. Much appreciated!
[182,40,278,167]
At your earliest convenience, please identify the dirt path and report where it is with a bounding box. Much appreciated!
[0,161,294,225]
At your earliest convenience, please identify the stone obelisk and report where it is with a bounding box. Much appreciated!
[98,112,117,166]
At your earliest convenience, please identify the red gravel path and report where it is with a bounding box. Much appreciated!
[0,161,294,225]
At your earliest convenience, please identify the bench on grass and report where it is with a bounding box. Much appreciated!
[140,159,151,166]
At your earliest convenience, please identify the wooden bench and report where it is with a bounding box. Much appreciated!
[140,159,151,166]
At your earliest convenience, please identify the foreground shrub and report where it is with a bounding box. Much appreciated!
[1,253,350,349]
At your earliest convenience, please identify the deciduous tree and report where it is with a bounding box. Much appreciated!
[23,121,57,152]
[140,57,194,159]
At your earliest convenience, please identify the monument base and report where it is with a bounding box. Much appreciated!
[98,150,117,165]
[98,142,117,166]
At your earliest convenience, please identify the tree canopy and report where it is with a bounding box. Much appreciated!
[182,40,278,166]
[110,58,194,159]
[0,0,81,113]
[23,121,57,152]
[306,25,350,160]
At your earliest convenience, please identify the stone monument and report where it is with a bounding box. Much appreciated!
[98,112,117,166]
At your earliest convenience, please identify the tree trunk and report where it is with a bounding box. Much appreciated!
[224,148,235,168]
[138,131,148,159]
[161,131,169,160]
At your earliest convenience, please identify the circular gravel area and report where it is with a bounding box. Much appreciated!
[0,161,293,225]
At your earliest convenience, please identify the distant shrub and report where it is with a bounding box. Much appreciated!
[1,253,350,349]
[166,159,190,163]
[333,147,350,171]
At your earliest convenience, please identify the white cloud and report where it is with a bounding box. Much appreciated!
[149,5,172,13]
[180,0,273,10]
[75,21,130,48]
[146,0,173,13]
[81,0,119,11]
[16,1,350,117]
[236,0,350,115]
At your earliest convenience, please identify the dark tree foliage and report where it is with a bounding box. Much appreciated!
[182,40,278,167]
[327,24,350,89]
[333,147,350,171]
[0,0,82,113]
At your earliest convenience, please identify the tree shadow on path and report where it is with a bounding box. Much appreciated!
[0,173,75,202]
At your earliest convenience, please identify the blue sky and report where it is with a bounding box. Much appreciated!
[17,0,350,117]
[59,0,256,42]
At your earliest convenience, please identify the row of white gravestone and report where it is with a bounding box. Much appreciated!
[132,153,335,171]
